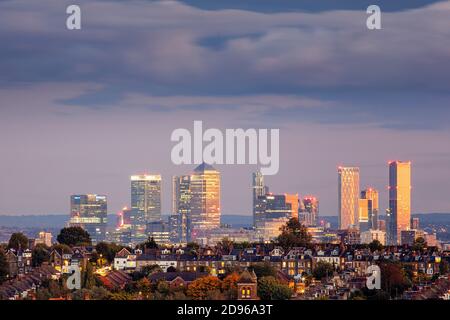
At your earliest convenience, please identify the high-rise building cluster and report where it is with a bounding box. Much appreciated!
[338,161,412,245]
[68,160,414,247]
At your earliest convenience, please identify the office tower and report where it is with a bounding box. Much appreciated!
[252,171,266,226]
[285,194,299,220]
[388,161,411,245]
[302,196,319,227]
[118,207,133,227]
[254,193,297,240]
[338,167,360,230]
[172,175,191,243]
[358,199,370,232]
[378,219,386,232]
[401,229,424,246]
[146,220,170,245]
[189,163,221,240]
[412,217,420,230]
[361,188,379,230]
[69,194,107,244]
[130,174,162,242]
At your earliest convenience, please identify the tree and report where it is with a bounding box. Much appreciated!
[313,261,334,281]
[276,218,311,251]
[32,244,50,267]
[249,262,277,279]
[95,242,122,264]
[52,243,72,254]
[8,232,29,250]
[141,264,162,276]
[221,272,239,299]
[369,240,383,252]
[0,248,8,284]
[187,276,222,300]
[142,237,158,250]
[167,266,178,273]
[82,262,96,289]
[379,262,411,298]
[412,237,427,252]
[439,259,449,275]
[257,276,292,300]
[216,238,234,254]
[57,227,91,247]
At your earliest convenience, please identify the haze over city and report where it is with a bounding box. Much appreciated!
[1,0,450,217]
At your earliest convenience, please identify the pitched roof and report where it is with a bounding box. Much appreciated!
[237,270,257,284]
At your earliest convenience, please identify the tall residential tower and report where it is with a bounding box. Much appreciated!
[338,167,360,230]
[388,161,411,245]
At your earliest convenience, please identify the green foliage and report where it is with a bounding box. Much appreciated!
[52,243,72,254]
[312,261,334,281]
[141,264,162,277]
[32,244,50,267]
[57,227,91,247]
[439,259,449,275]
[249,262,277,279]
[8,232,29,250]
[95,242,123,264]
[257,276,292,300]
[369,240,383,252]
[276,218,312,251]
[82,262,96,289]
[412,237,427,251]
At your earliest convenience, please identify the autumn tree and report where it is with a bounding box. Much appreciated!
[187,276,222,300]
[221,272,240,299]
[276,218,311,251]
[379,262,412,298]
[369,240,383,252]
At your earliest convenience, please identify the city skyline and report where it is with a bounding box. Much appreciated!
[2,0,450,217]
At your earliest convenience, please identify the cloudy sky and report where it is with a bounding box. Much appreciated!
[1,0,450,218]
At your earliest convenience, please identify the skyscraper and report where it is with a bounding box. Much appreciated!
[361,188,379,230]
[338,167,360,230]
[130,174,162,242]
[189,163,221,240]
[358,198,370,232]
[172,175,191,243]
[252,171,265,226]
[69,194,107,244]
[388,161,411,245]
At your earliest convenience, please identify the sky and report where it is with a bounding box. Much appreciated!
[1,0,450,217]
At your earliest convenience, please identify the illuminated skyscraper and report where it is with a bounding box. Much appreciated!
[130,174,162,242]
[388,161,411,245]
[172,175,191,243]
[189,163,221,240]
[358,199,370,232]
[361,188,379,230]
[338,167,360,230]
[69,194,107,244]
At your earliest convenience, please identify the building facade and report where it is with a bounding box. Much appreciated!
[338,167,360,230]
[189,163,221,240]
[388,161,411,245]
[69,194,107,244]
[130,174,162,243]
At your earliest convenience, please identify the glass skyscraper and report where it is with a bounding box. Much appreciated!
[69,194,107,244]
[338,167,360,230]
[130,174,162,242]
[189,163,221,240]
[388,161,411,245]
[172,175,191,243]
